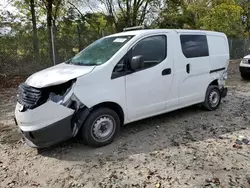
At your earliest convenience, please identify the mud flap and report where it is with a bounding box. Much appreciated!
[220,87,228,98]
[13,116,18,126]
[71,107,90,136]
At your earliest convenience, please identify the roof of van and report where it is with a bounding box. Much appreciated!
[108,29,226,37]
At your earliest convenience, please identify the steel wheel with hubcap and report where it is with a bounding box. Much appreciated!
[208,90,220,108]
[80,107,120,147]
[91,115,116,142]
[203,85,221,111]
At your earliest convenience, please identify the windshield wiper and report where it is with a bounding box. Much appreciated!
[71,62,82,65]
[70,61,97,66]
[65,59,72,64]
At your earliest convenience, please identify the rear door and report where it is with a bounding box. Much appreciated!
[176,33,210,105]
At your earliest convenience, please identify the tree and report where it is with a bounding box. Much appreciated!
[42,0,54,64]
[237,0,250,36]
[186,0,210,29]
[155,0,195,29]
[3,0,250,76]
[30,0,39,61]
[101,0,156,31]
[13,0,40,61]
[40,0,63,64]
[68,1,115,50]
[201,3,245,37]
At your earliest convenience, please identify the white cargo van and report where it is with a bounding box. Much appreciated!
[14,29,229,148]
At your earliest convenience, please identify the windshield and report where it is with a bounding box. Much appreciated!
[69,35,134,66]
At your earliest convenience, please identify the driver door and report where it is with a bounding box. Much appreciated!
[125,34,174,121]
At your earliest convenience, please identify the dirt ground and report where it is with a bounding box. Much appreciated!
[1,61,250,188]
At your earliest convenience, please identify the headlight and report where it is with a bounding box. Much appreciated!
[242,58,249,64]
[48,87,73,104]
[47,79,76,104]
[48,92,64,104]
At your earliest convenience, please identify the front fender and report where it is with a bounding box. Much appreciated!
[73,84,128,123]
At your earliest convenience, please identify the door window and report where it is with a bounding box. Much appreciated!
[132,35,167,69]
[180,35,209,58]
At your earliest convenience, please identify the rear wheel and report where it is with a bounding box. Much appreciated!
[80,107,120,147]
[203,85,221,111]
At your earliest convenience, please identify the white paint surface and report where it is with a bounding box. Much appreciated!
[25,63,95,88]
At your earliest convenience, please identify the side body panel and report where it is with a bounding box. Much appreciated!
[207,34,230,88]
[176,32,210,106]
[73,30,178,124]
[73,30,230,125]
[72,34,144,124]
[207,34,229,70]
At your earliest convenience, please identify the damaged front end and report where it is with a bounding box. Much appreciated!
[15,79,89,148]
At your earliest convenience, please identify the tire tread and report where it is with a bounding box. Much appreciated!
[203,85,221,111]
[80,107,120,147]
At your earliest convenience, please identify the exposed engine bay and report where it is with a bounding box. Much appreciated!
[17,79,77,111]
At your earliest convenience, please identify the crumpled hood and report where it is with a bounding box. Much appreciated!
[26,63,95,88]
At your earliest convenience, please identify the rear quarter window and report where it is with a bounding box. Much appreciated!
[180,35,209,58]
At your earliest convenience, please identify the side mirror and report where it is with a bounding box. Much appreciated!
[130,55,144,71]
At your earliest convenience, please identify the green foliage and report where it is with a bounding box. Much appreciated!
[201,3,245,37]
[1,0,250,75]
[156,0,195,29]
[100,0,156,31]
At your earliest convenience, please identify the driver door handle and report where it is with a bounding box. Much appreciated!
[162,68,171,75]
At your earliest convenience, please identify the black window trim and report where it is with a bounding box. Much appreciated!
[111,34,168,79]
[180,34,209,58]
[130,34,167,60]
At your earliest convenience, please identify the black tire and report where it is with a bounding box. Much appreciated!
[203,85,221,111]
[241,73,250,80]
[80,107,120,147]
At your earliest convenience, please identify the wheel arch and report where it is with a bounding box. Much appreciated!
[91,102,125,125]
[209,79,219,86]
[203,81,221,111]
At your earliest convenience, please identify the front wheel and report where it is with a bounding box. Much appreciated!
[79,107,120,147]
[203,85,221,111]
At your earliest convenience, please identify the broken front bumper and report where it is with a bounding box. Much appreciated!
[15,101,75,148]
